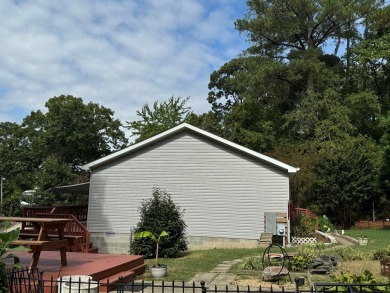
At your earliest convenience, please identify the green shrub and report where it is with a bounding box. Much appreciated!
[318,215,334,232]
[291,213,317,237]
[289,245,318,272]
[372,247,390,261]
[131,187,187,258]
[239,256,263,270]
[289,255,311,272]
[334,247,366,261]
[331,269,381,284]
[1,222,21,292]
[328,270,386,293]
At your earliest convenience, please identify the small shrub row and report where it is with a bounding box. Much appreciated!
[334,247,367,260]
[239,244,325,272]
[238,256,263,270]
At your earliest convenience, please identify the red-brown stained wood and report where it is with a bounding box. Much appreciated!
[5,251,146,292]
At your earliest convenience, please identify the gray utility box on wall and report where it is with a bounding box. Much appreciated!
[265,212,277,234]
[264,212,288,245]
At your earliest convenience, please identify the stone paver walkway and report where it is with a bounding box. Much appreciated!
[329,233,356,247]
[188,259,242,287]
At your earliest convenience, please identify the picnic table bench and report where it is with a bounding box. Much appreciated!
[0,216,72,270]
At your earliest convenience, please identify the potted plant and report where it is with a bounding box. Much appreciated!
[134,230,169,278]
[356,235,369,245]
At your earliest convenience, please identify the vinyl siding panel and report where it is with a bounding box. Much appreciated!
[88,130,289,240]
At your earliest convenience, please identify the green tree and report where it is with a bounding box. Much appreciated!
[23,95,128,169]
[310,137,381,227]
[266,142,316,208]
[208,0,383,149]
[379,113,390,195]
[187,111,224,137]
[1,95,128,207]
[206,0,387,224]
[348,5,390,113]
[127,96,192,143]
[0,122,37,192]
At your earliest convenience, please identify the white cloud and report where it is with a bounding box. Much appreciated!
[0,0,248,137]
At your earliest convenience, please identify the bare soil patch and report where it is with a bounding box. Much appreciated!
[335,260,382,277]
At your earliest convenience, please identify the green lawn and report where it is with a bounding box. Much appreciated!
[139,229,390,282]
[140,248,262,281]
[342,228,390,253]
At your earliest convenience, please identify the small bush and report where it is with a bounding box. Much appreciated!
[334,247,367,261]
[318,215,334,232]
[291,213,316,237]
[331,269,380,284]
[239,256,263,270]
[288,245,320,272]
[290,255,311,272]
[372,247,390,261]
[131,187,187,258]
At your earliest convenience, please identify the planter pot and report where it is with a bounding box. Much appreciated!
[57,275,98,293]
[357,237,369,245]
[150,264,167,278]
[380,260,390,276]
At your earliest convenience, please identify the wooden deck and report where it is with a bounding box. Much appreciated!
[6,251,146,291]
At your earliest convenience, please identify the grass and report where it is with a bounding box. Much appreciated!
[140,248,261,281]
[139,229,390,284]
[343,228,390,253]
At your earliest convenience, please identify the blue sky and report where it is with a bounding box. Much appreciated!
[0,0,248,131]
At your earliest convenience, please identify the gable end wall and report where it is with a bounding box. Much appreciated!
[87,130,290,252]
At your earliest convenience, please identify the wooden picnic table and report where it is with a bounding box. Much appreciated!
[0,216,72,270]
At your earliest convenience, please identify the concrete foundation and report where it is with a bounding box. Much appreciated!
[90,232,259,254]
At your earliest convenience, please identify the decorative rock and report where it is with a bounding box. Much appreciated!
[308,255,342,274]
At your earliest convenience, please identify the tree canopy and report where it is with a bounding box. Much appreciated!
[0,95,128,210]
[127,96,192,143]
[205,0,389,226]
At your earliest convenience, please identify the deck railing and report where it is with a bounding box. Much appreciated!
[21,206,88,229]
[293,208,319,230]
[20,206,90,253]
[36,213,90,253]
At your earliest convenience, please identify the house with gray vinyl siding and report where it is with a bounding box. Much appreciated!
[81,123,299,254]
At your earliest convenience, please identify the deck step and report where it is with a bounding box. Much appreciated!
[88,247,98,253]
[99,269,137,291]
[93,262,146,290]
[90,258,146,281]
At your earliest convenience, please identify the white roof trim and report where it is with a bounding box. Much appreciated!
[82,123,299,173]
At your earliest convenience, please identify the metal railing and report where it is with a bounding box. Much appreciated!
[6,268,390,293]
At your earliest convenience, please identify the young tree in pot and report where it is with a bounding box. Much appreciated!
[134,230,169,278]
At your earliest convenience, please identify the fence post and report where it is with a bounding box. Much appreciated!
[295,277,304,293]
[201,281,207,293]
[38,271,44,293]
[117,276,124,293]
